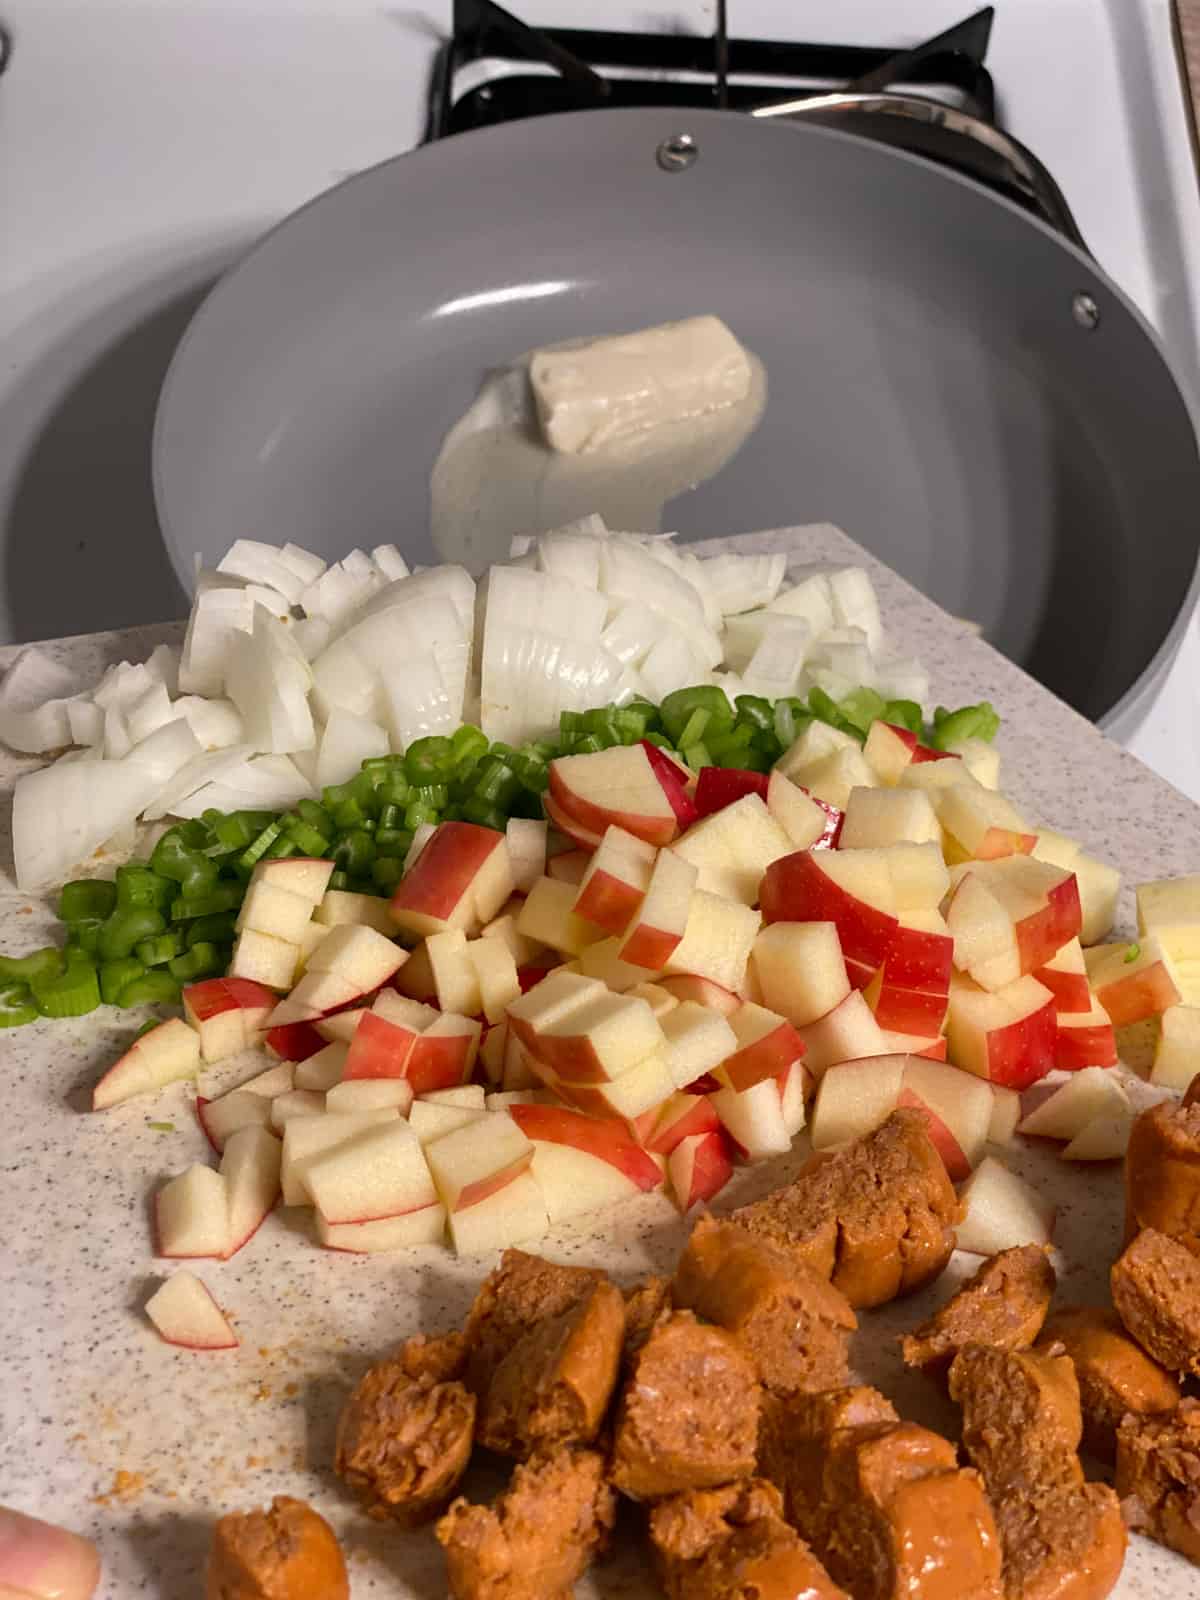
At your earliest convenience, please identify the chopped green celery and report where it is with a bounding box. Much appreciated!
[511,751,549,794]
[281,814,330,856]
[375,826,413,854]
[681,741,712,771]
[349,768,386,817]
[169,943,224,982]
[0,979,38,1028]
[66,920,104,957]
[452,725,489,768]
[0,946,64,984]
[328,869,350,891]
[58,879,117,925]
[240,821,284,870]
[807,687,864,741]
[570,733,605,755]
[263,833,298,859]
[659,686,733,746]
[296,798,334,835]
[185,912,238,948]
[170,884,244,922]
[410,783,450,808]
[403,799,439,830]
[150,829,222,897]
[929,702,1000,750]
[641,731,673,749]
[98,907,166,962]
[773,700,796,749]
[378,775,411,807]
[135,932,183,968]
[147,1122,175,1133]
[202,809,260,852]
[837,687,888,737]
[114,864,176,913]
[333,830,375,877]
[31,950,100,1018]
[679,707,711,749]
[371,857,405,894]
[378,802,403,832]
[880,699,922,736]
[404,736,456,785]
[1124,942,1142,964]
[117,971,182,1008]
[100,957,147,1005]
[473,760,520,808]
[461,797,508,832]
[331,797,369,830]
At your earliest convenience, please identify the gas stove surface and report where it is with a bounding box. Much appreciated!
[0,0,1197,794]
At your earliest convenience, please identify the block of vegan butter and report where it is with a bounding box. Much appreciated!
[530,315,753,455]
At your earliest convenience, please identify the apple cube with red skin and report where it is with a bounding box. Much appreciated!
[936,784,1037,861]
[715,1003,807,1094]
[390,821,515,938]
[1152,1005,1200,1090]
[145,1272,238,1350]
[228,928,300,992]
[516,877,602,956]
[406,1014,481,1095]
[467,936,521,1024]
[318,1204,447,1252]
[307,923,407,991]
[1032,937,1091,1013]
[156,1165,229,1258]
[639,741,700,830]
[555,1050,676,1121]
[840,786,941,849]
[618,848,698,970]
[945,973,1058,1090]
[946,859,1082,991]
[777,1058,808,1137]
[314,1007,369,1043]
[542,792,606,852]
[1088,935,1182,1027]
[658,1001,739,1091]
[863,968,949,1038]
[809,1056,906,1150]
[668,1128,735,1211]
[279,1110,400,1205]
[184,979,276,1064]
[897,1058,993,1180]
[765,770,834,850]
[863,720,925,785]
[877,1029,948,1062]
[521,989,664,1085]
[796,745,879,812]
[505,817,548,894]
[92,1017,201,1109]
[796,989,888,1077]
[448,1171,549,1256]
[294,1041,350,1092]
[197,1091,274,1154]
[505,970,603,1051]
[548,850,591,886]
[480,906,546,969]
[343,1011,420,1081]
[266,971,370,1030]
[875,908,953,991]
[327,1079,414,1116]
[1018,1065,1128,1141]
[269,1090,326,1131]
[956,1157,1056,1255]
[511,1102,662,1222]
[670,794,793,906]
[303,1120,438,1225]
[761,849,897,970]
[424,929,483,1015]
[219,1124,282,1259]
[751,920,849,1027]
[235,878,315,945]
[313,890,398,936]
[663,891,761,995]
[640,1092,721,1156]
[256,857,335,903]
[265,1020,326,1062]
[711,1075,792,1160]
[573,826,656,933]
[578,936,663,994]
[657,974,740,1015]
[1054,1001,1118,1071]
[409,1099,485,1147]
[548,743,684,847]
[627,982,679,1020]
[693,767,769,818]
[425,1113,535,1213]
[987,1084,1021,1145]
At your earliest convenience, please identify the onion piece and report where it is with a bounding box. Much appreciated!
[278,543,327,586]
[142,744,256,822]
[315,710,390,790]
[173,696,245,750]
[66,699,104,748]
[13,750,165,889]
[0,646,91,753]
[380,657,456,750]
[700,551,787,615]
[126,682,175,744]
[218,539,309,605]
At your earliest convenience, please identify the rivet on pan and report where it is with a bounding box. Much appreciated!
[1072,293,1100,330]
[657,134,698,172]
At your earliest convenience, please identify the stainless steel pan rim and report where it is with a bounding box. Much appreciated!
[152,106,1200,739]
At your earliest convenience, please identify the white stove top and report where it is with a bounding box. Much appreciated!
[1,0,1198,798]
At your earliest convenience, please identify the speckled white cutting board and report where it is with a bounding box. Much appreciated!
[2,525,1198,1599]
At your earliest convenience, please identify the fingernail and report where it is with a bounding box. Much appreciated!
[0,1509,101,1600]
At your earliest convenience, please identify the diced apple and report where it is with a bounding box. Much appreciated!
[956,1157,1056,1255]
[760,849,897,969]
[936,784,1036,861]
[765,770,830,850]
[92,1017,201,1109]
[407,1098,484,1144]
[313,890,398,936]
[391,940,438,1003]
[447,1171,548,1256]
[776,719,858,780]
[862,720,921,785]
[256,857,335,903]
[778,1057,808,1137]
[548,743,683,846]
[542,792,605,851]
[796,744,878,811]
[486,1089,549,1111]
[461,937,519,1024]
[1017,1066,1128,1141]
[265,1020,326,1062]
[293,921,331,975]
[618,848,697,969]
[863,967,949,1038]
[944,737,1000,789]
[810,1055,906,1150]
[715,1002,806,1093]
[502,1032,540,1093]
[228,927,300,992]
[656,974,740,1014]
[479,906,545,968]
[885,842,951,912]
[945,973,1058,1090]
[641,1091,721,1155]
[987,1084,1021,1145]
[505,817,548,894]
[1136,874,1200,962]
[390,820,515,938]
[751,920,849,1027]
[235,879,315,946]
[425,1112,535,1212]
[303,1119,437,1224]
[573,826,656,932]
[898,1058,993,1179]
[1075,853,1121,946]
[670,794,792,906]
[280,1110,400,1205]
[556,1049,676,1121]
[1152,1005,1200,1090]
[840,786,940,849]
[266,971,366,1029]
[197,1090,274,1153]
[317,1204,447,1251]
[478,1019,507,1085]
[711,1075,792,1160]
[578,935,661,993]
[156,1164,229,1258]
[796,989,888,1077]
[423,1085,486,1108]
[663,891,761,994]
[307,923,406,993]
[420,928,479,1015]
[505,970,602,1050]
[1061,1108,1134,1161]
[946,859,1082,990]
[326,1079,414,1115]
[667,1128,735,1210]
[877,1029,948,1061]
[516,876,601,956]
[1033,937,1091,1013]
[219,1124,281,1258]
[628,981,680,1019]
[659,1001,739,1091]
[511,1102,661,1213]
[1054,1000,1118,1071]
[145,1272,238,1350]
[269,1089,326,1131]
[1089,934,1182,1026]
[523,989,662,1085]
[873,906,954,991]
[547,850,589,886]
[294,1041,349,1091]
[184,979,256,1065]
[406,1013,481,1094]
